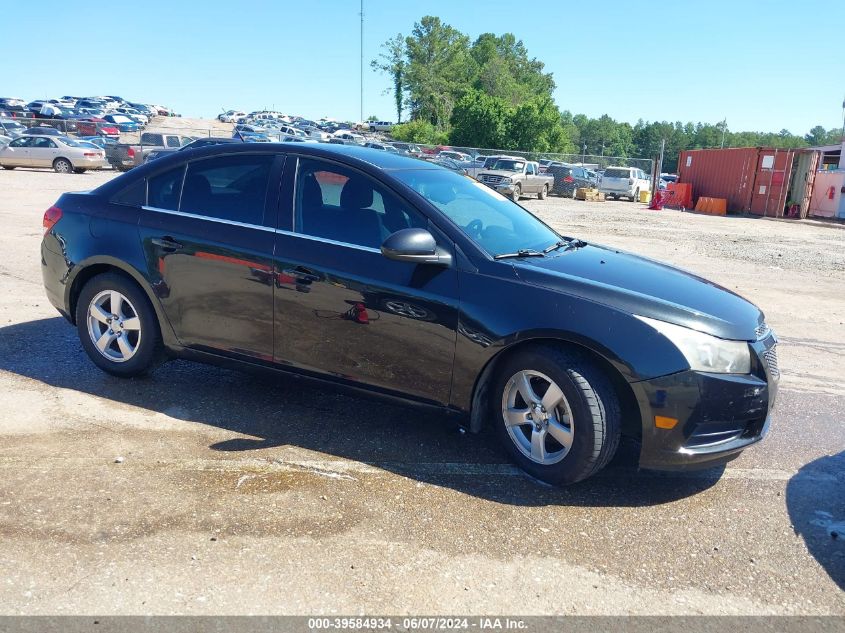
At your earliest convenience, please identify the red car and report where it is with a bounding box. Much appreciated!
[76,118,120,138]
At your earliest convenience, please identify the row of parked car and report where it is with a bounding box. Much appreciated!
[0,95,177,140]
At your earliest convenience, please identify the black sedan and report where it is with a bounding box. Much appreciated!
[40,144,778,485]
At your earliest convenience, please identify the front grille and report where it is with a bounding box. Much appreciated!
[755,322,771,339]
[480,174,503,185]
[763,344,780,380]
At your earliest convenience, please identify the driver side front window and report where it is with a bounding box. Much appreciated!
[294,158,427,250]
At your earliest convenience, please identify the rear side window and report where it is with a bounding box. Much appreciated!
[604,168,631,178]
[180,154,273,225]
[166,136,181,148]
[112,179,145,207]
[148,165,185,211]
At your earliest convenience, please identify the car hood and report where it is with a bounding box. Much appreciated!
[512,243,764,340]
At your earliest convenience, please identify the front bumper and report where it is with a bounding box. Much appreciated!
[633,336,779,470]
[494,184,515,194]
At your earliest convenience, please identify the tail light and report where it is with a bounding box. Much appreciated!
[127,147,135,158]
[564,175,574,183]
[43,206,62,235]
[83,152,98,157]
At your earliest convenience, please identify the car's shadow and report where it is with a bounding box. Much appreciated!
[786,451,845,590]
[0,317,725,506]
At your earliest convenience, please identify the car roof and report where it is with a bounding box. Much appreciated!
[96,142,441,195]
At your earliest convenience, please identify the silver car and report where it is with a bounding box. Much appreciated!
[0,135,106,173]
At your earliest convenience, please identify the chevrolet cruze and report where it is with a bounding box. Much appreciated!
[40,144,779,484]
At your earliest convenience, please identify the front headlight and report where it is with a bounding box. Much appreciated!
[635,315,751,374]
[500,177,512,184]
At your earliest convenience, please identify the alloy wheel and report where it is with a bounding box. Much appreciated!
[86,290,142,363]
[501,369,574,465]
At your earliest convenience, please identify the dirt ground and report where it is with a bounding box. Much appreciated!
[0,167,842,616]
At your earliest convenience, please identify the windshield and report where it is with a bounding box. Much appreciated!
[393,169,560,257]
[490,159,524,172]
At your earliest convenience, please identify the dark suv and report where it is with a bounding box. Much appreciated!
[40,144,778,485]
[547,164,595,198]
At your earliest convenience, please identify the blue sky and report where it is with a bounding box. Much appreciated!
[4,0,842,134]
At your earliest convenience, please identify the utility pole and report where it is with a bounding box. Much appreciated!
[582,143,587,166]
[720,118,727,148]
[360,0,364,124]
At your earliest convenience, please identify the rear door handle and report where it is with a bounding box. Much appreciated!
[151,236,183,252]
[282,267,320,283]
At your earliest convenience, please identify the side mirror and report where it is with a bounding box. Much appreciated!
[381,228,452,267]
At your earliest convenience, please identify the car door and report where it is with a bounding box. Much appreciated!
[524,162,538,192]
[137,152,284,361]
[28,137,58,167]
[272,156,460,404]
[2,137,32,166]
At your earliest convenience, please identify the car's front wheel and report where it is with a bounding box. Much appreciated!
[511,184,521,202]
[491,345,621,485]
[75,272,163,377]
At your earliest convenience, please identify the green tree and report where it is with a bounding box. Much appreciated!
[449,90,510,149]
[403,16,475,129]
[503,96,568,153]
[805,125,841,146]
[390,119,448,145]
[370,33,406,123]
[469,33,555,106]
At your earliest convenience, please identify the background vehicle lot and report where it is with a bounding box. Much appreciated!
[0,169,842,614]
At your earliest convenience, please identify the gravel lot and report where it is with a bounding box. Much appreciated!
[0,168,842,615]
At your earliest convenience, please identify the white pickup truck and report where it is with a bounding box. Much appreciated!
[476,158,554,202]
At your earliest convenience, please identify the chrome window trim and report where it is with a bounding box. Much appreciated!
[275,229,381,254]
[141,206,276,233]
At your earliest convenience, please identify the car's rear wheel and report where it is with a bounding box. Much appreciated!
[53,158,72,174]
[75,272,163,377]
[511,184,521,202]
[538,184,548,200]
[570,186,578,199]
[1,166,15,170]
[631,188,640,202]
[491,345,621,485]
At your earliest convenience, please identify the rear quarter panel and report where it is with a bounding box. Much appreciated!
[43,192,179,346]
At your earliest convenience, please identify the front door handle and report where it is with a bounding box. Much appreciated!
[282,267,320,283]
[151,236,183,252]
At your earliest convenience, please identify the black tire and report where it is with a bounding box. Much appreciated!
[1,166,15,170]
[73,168,86,174]
[538,185,548,200]
[53,158,72,174]
[570,186,578,200]
[631,189,640,202]
[75,272,164,378]
[491,345,621,485]
[511,184,521,202]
